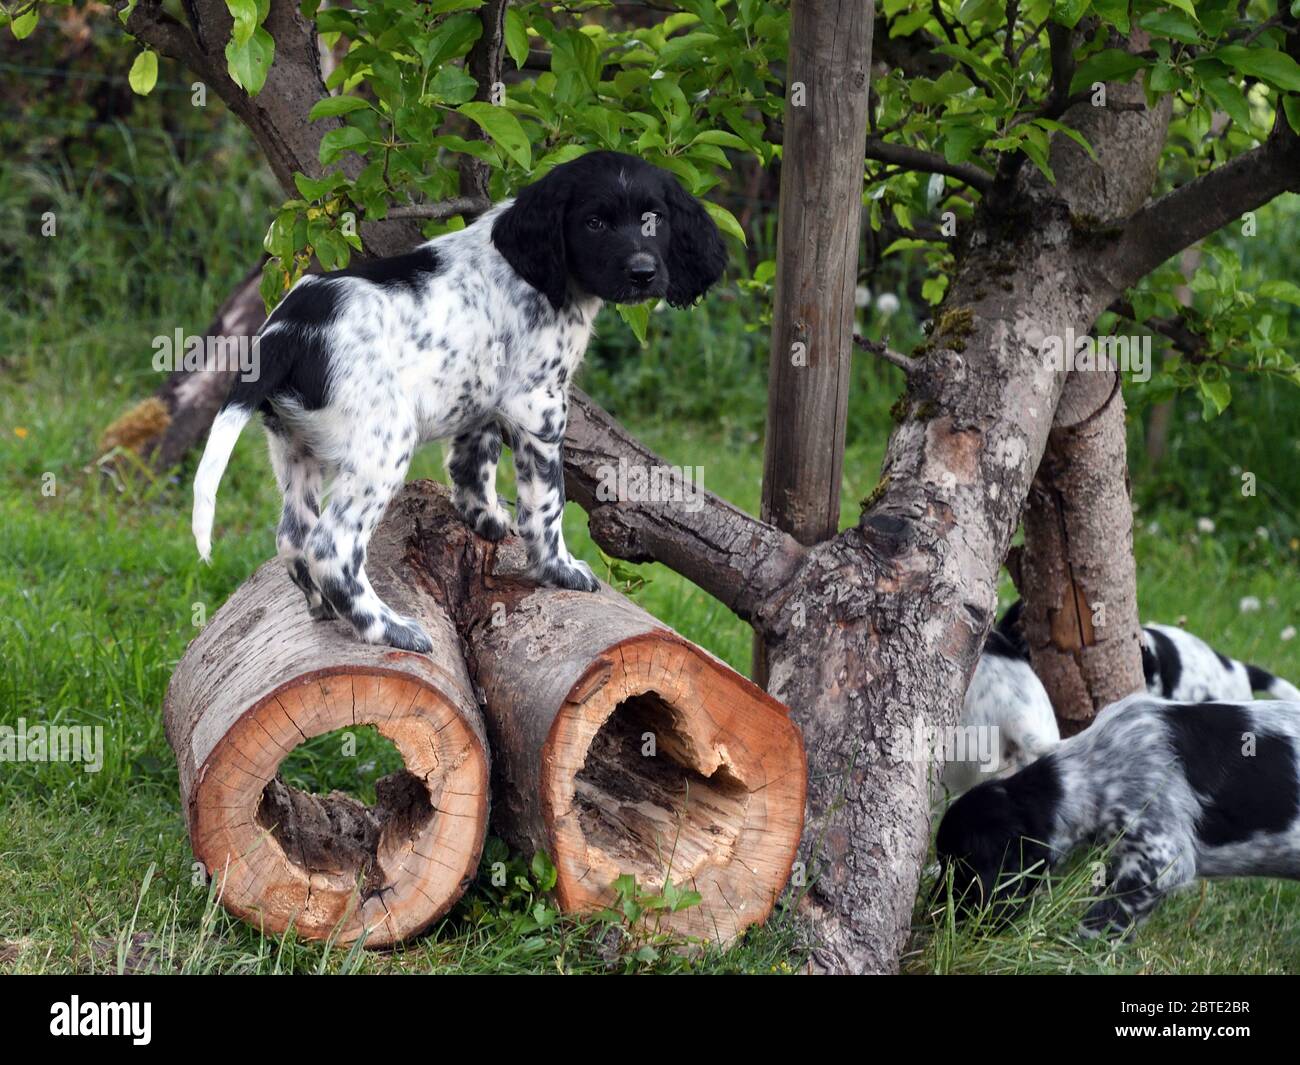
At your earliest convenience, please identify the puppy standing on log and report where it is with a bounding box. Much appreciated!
[192,151,726,650]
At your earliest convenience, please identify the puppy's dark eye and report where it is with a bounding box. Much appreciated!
[585,216,605,232]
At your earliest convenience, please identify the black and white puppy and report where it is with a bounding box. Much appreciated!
[192,151,726,651]
[998,599,1300,703]
[943,611,1059,794]
[935,693,1300,938]
[1140,623,1300,703]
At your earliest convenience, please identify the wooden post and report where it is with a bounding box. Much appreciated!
[755,0,872,679]
[164,516,490,948]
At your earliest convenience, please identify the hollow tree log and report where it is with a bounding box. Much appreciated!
[164,515,490,947]
[387,482,807,944]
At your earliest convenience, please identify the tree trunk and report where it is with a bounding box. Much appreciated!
[389,483,807,943]
[163,508,490,947]
[1017,370,1145,734]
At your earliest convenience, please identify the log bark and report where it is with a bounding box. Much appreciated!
[389,483,807,943]
[163,512,490,947]
[1017,370,1145,734]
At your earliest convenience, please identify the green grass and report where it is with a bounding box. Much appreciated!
[3,112,1300,975]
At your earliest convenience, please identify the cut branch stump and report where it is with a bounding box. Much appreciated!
[163,516,490,948]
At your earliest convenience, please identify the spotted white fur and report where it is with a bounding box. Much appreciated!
[938,693,1300,938]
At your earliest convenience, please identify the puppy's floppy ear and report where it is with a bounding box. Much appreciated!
[663,176,728,308]
[492,166,573,311]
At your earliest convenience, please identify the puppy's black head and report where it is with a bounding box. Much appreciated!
[934,754,1061,921]
[492,150,728,311]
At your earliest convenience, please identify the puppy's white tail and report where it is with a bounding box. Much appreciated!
[193,404,253,562]
[1247,662,1300,702]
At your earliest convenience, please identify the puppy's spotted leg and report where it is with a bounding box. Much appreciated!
[267,428,334,620]
[1079,832,1194,940]
[446,421,510,542]
[504,392,598,593]
[304,422,432,651]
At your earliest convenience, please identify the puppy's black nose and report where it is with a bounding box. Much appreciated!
[626,253,657,286]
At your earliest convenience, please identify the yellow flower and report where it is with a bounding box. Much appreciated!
[13,427,28,439]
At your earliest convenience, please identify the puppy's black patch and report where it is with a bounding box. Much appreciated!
[935,753,1063,914]
[1143,626,1182,698]
[1247,663,1278,693]
[1164,702,1300,846]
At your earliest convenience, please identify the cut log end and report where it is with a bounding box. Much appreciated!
[542,634,805,943]
[190,666,488,949]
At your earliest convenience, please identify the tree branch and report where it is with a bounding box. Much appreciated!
[864,136,993,192]
[564,390,806,621]
[1102,125,1300,292]
[385,197,492,221]
[853,333,918,374]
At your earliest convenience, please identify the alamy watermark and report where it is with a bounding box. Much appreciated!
[152,328,260,382]
[1041,326,1151,383]
[595,457,706,513]
[0,718,104,773]
[890,712,999,773]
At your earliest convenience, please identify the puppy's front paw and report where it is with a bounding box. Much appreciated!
[456,498,512,543]
[473,507,511,543]
[382,616,434,654]
[535,557,599,593]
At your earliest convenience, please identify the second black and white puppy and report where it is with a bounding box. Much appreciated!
[192,151,726,651]
[998,599,1300,704]
[943,616,1058,795]
[935,693,1300,938]
[1140,623,1300,703]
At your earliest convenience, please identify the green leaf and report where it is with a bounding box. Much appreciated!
[458,102,531,170]
[616,302,652,345]
[10,6,38,39]
[318,125,370,166]
[293,171,347,200]
[689,129,751,151]
[1285,96,1300,137]
[1052,0,1091,30]
[702,200,746,245]
[225,26,275,95]
[1137,11,1200,45]
[419,12,483,70]
[1198,376,1231,418]
[504,7,529,69]
[1202,79,1252,131]
[1069,49,1147,95]
[225,0,259,47]
[1034,118,1097,161]
[1258,280,1300,306]
[308,95,371,120]
[427,65,479,104]
[1212,45,1300,93]
[128,50,158,96]
[1091,0,1129,33]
